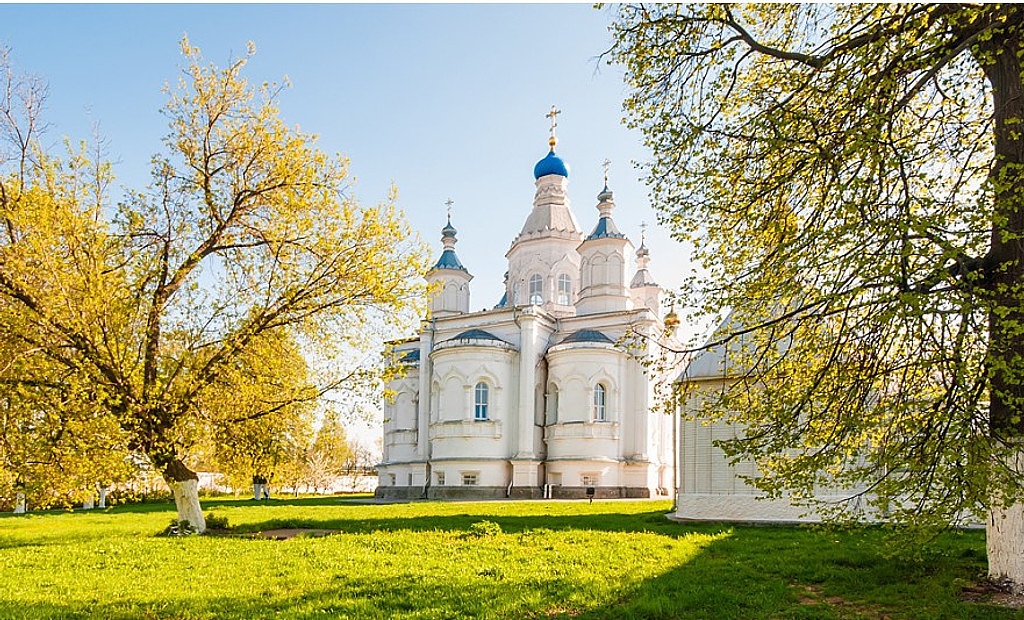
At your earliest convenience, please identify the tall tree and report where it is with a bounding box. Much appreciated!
[0,40,427,531]
[612,4,1024,588]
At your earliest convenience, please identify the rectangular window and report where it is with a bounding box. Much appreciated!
[558,274,572,305]
[461,472,478,486]
[593,384,607,421]
[581,473,599,487]
[407,473,414,486]
[436,471,445,486]
[474,382,489,420]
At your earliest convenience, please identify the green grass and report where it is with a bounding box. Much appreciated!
[0,497,1017,619]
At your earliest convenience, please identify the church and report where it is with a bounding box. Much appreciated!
[376,110,676,499]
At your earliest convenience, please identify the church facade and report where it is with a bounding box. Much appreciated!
[376,120,675,500]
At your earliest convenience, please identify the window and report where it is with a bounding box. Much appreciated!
[436,471,445,486]
[407,473,414,486]
[558,274,571,305]
[581,473,599,486]
[461,472,478,486]
[593,383,607,421]
[474,382,489,420]
[549,386,559,424]
[529,274,543,305]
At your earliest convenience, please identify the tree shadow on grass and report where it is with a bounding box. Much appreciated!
[230,509,703,538]
[0,518,1005,619]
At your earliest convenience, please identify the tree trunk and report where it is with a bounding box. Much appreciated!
[988,455,1024,592]
[159,457,206,533]
[979,9,1024,593]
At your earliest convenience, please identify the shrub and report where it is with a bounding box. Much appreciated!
[465,520,503,537]
[204,512,230,530]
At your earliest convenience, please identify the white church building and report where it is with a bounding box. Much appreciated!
[377,116,676,500]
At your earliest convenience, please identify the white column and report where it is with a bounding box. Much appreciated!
[517,310,538,458]
[416,322,433,461]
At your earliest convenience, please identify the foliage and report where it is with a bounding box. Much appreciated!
[203,511,229,530]
[0,498,1011,618]
[161,518,199,537]
[204,331,316,492]
[465,519,503,537]
[0,38,429,525]
[611,4,1024,529]
[0,341,137,511]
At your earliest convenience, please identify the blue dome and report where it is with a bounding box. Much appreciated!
[562,329,615,345]
[432,249,466,271]
[533,150,569,179]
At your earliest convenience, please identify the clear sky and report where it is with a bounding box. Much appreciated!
[2,3,694,310]
[2,3,699,447]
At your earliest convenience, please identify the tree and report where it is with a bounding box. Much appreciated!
[0,40,428,530]
[301,411,354,494]
[0,342,136,511]
[204,330,316,497]
[612,4,1024,589]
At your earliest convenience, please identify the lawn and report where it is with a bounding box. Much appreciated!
[0,497,1016,619]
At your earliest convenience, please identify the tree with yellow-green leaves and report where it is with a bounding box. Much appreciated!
[0,40,428,531]
[612,3,1024,589]
[203,330,316,498]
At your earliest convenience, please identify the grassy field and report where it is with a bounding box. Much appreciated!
[0,497,1017,619]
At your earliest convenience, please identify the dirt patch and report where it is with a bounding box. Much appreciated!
[253,528,335,540]
[794,584,889,618]
[960,579,1024,609]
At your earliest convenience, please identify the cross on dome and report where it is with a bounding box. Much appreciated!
[602,158,611,187]
[545,105,561,149]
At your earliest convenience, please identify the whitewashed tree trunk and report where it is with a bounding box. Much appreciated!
[97,487,108,509]
[170,478,206,533]
[82,493,94,510]
[253,483,263,500]
[988,501,1024,593]
[14,491,26,514]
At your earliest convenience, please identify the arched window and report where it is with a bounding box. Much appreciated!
[557,274,572,305]
[593,383,607,421]
[529,274,543,305]
[474,382,489,420]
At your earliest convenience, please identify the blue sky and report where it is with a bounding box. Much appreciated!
[2,3,694,318]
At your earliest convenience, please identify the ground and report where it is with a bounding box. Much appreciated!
[0,497,1019,618]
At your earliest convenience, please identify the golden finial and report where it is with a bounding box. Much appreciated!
[545,105,561,150]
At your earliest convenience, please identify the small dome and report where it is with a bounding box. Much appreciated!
[534,150,570,179]
[432,249,466,271]
[562,329,615,345]
[450,329,506,343]
[441,221,457,238]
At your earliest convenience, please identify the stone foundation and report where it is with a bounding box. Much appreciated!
[551,486,652,499]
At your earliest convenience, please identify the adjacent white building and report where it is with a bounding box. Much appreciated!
[377,122,676,500]
[670,315,871,523]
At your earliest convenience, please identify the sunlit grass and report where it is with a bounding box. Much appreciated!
[0,497,1012,618]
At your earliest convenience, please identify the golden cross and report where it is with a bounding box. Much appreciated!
[445,198,454,220]
[545,105,561,140]
[602,158,611,186]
